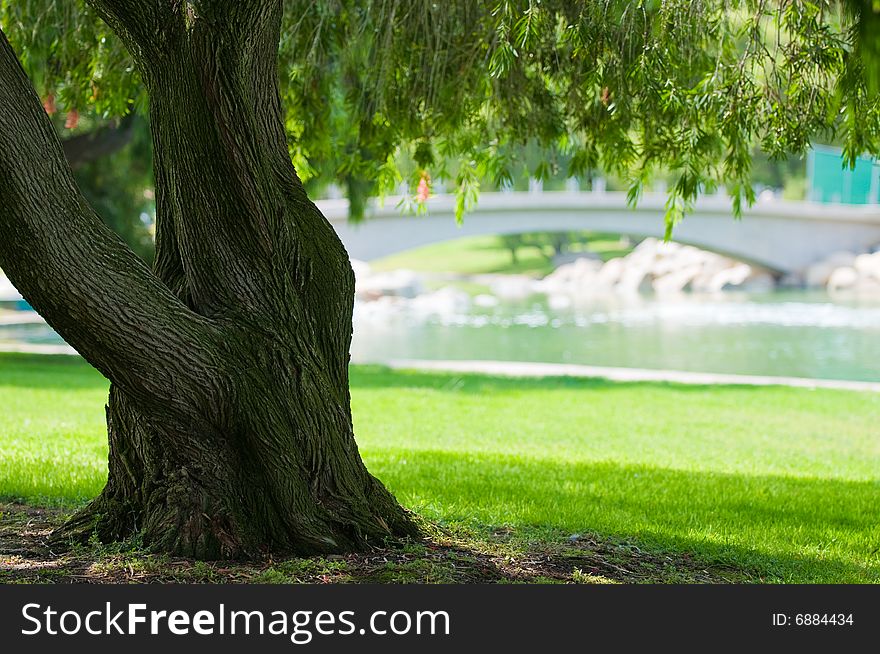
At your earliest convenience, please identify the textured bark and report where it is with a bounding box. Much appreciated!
[0,1,417,558]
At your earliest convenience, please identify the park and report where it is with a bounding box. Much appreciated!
[1,1,879,588]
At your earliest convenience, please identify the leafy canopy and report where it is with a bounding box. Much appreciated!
[2,0,879,232]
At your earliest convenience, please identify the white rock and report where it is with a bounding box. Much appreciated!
[633,237,661,254]
[409,286,470,314]
[704,263,752,292]
[551,251,600,268]
[758,188,777,203]
[547,294,572,310]
[827,266,859,291]
[804,261,837,288]
[595,258,624,288]
[615,264,653,294]
[490,275,535,300]
[853,252,880,280]
[353,295,403,320]
[652,265,703,294]
[473,294,499,308]
[854,276,880,294]
[538,257,602,295]
[356,269,423,299]
[653,245,711,277]
[535,237,777,297]
[804,251,858,288]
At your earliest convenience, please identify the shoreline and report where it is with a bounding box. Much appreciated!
[380,358,880,392]
[2,344,878,392]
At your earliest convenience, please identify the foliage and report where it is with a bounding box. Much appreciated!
[72,118,155,262]
[847,0,880,93]
[498,231,592,263]
[1,1,879,232]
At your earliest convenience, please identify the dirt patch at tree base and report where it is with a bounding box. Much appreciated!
[0,503,748,584]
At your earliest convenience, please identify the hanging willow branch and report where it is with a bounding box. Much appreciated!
[3,0,877,228]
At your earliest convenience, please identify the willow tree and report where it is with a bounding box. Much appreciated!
[0,1,877,558]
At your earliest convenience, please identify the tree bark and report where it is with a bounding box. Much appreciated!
[0,1,417,558]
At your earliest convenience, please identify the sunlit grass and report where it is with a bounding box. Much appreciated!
[1,353,878,582]
[371,233,632,276]
[0,354,107,503]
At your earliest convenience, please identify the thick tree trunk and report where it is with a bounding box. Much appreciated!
[0,1,417,558]
[69,354,416,559]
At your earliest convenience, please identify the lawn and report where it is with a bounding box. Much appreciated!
[371,233,633,276]
[1,353,878,583]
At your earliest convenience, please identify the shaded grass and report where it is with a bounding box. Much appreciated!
[1,354,879,582]
[369,452,879,583]
[0,504,744,584]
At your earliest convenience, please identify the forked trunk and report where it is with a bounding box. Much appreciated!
[68,347,416,559]
[0,2,417,558]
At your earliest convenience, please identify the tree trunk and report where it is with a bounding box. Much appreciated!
[0,2,417,558]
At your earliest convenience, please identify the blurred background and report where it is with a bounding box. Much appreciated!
[4,137,880,384]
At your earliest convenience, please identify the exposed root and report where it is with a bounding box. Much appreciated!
[47,483,421,561]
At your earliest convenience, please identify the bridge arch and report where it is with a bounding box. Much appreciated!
[320,191,880,274]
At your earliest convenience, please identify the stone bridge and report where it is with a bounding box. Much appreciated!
[319,191,880,273]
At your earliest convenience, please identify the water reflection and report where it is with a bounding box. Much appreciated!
[351,291,880,382]
[4,292,880,382]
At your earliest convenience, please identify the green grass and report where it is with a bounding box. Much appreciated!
[0,354,108,503]
[1,353,879,582]
[371,233,633,276]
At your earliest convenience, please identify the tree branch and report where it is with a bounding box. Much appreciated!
[191,0,281,28]
[84,0,183,64]
[0,29,223,418]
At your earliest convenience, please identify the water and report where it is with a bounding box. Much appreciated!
[350,291,880,382]
[4,292,880,382]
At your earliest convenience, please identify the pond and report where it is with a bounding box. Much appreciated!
[350,290,880,382]
[3,291,880,382]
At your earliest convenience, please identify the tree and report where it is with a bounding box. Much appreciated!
[500,234,524,264]
[0,1,877,559]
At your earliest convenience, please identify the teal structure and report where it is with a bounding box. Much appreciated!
[807,145,880,204]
